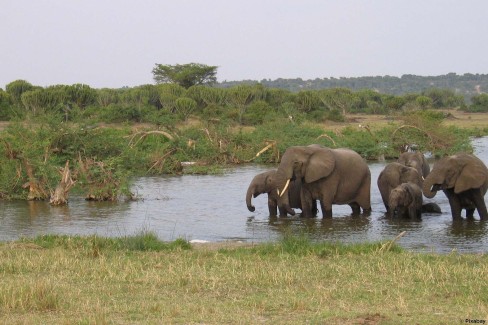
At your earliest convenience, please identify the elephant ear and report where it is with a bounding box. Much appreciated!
[263,174,273,192]
[304,148,335,183]
[455,160,488,194]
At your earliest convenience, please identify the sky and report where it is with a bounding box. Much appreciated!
[1,0,488,89]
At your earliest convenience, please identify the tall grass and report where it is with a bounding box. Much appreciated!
[2,234,487,323]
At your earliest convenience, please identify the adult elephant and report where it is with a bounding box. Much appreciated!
[246,170,314,217]
[377,162,422,213]
[275,145,371,218]
[423,153,488,220]
[388,182,423,219]
[397,152,430,179]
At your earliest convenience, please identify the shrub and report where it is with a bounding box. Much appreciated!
[242,100,274,125]
[466,94,488,112]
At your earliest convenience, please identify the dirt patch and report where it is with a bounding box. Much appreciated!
[330,313,387,325]
[0,121,10,131]
[441,110,488,128]
[190,241,257,251]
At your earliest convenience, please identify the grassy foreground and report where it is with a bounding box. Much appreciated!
[1,234,487,324]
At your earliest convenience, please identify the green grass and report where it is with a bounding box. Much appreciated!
[1,234,487,324]
[22,231,191,252]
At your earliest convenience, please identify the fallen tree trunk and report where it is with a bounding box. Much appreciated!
[50,161,76,206]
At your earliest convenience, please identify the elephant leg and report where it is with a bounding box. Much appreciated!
[356,177,371,214]
[268,198,278,217]
[465,208,475,220]
[311,200,318,217]
[299,190,315,218]
[349,202,361,215]
[470,189,488,221]
[362,206,372,216]
[445,190,463,220]
[320,201,333,218]
[278,206,289,217]
[409,206,421,220]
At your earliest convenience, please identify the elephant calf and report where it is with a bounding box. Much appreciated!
[388,182,423,219]
[377,162,422,214]
[246,170,312,217]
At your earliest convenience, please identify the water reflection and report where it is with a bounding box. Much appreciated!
[1,138,488,253]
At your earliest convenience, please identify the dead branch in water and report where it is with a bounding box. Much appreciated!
[22,158,49,201]
[50,160,76,206]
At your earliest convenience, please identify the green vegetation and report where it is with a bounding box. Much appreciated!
[221,72,488,102]
[152,62,218,88]
[0,234,487,324]
[1,66,487,201]
[466,93,488,112]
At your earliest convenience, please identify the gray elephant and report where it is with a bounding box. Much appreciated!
[397,152,430,179]
[388,182,423,219]
[423,153,488,220]
[275,145,371,218]
[377,162,422,213]
[246,170,314,217]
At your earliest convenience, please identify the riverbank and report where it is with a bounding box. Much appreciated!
[1,234,487,324]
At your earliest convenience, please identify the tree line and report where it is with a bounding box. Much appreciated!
[0,78,487,126]
[219,72,488,102]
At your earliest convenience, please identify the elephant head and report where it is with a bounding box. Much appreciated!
[275,145,335,215]
[422,153,488,199]
[246,170,276,212]
[398,152,430,179]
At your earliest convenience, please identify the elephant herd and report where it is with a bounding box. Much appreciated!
[246,144,488,221]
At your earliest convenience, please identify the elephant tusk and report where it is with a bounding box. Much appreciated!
[279,179,291,197]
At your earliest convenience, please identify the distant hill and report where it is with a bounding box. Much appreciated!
[218,73,488,100]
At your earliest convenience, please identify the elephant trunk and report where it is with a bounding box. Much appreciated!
[275,171,296,216]
[422,175,437,199]
[246,185,256,212]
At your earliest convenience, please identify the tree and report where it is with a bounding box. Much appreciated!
[152,63,218,89]
[317,88,359,115]
[6,80,35,106]
[468,94,488,112]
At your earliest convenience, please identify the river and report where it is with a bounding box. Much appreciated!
[1,138,488,253]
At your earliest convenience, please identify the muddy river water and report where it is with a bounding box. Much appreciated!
[1,138,488,253]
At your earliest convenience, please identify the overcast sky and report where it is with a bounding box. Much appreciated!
[1,0,488,89]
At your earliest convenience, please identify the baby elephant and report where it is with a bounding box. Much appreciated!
[388,182,423,219]
[246,170,308,217]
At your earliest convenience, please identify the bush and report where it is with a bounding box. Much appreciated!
[466,94,488,112]
[242,100,275,125]
[326,109,345,122]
